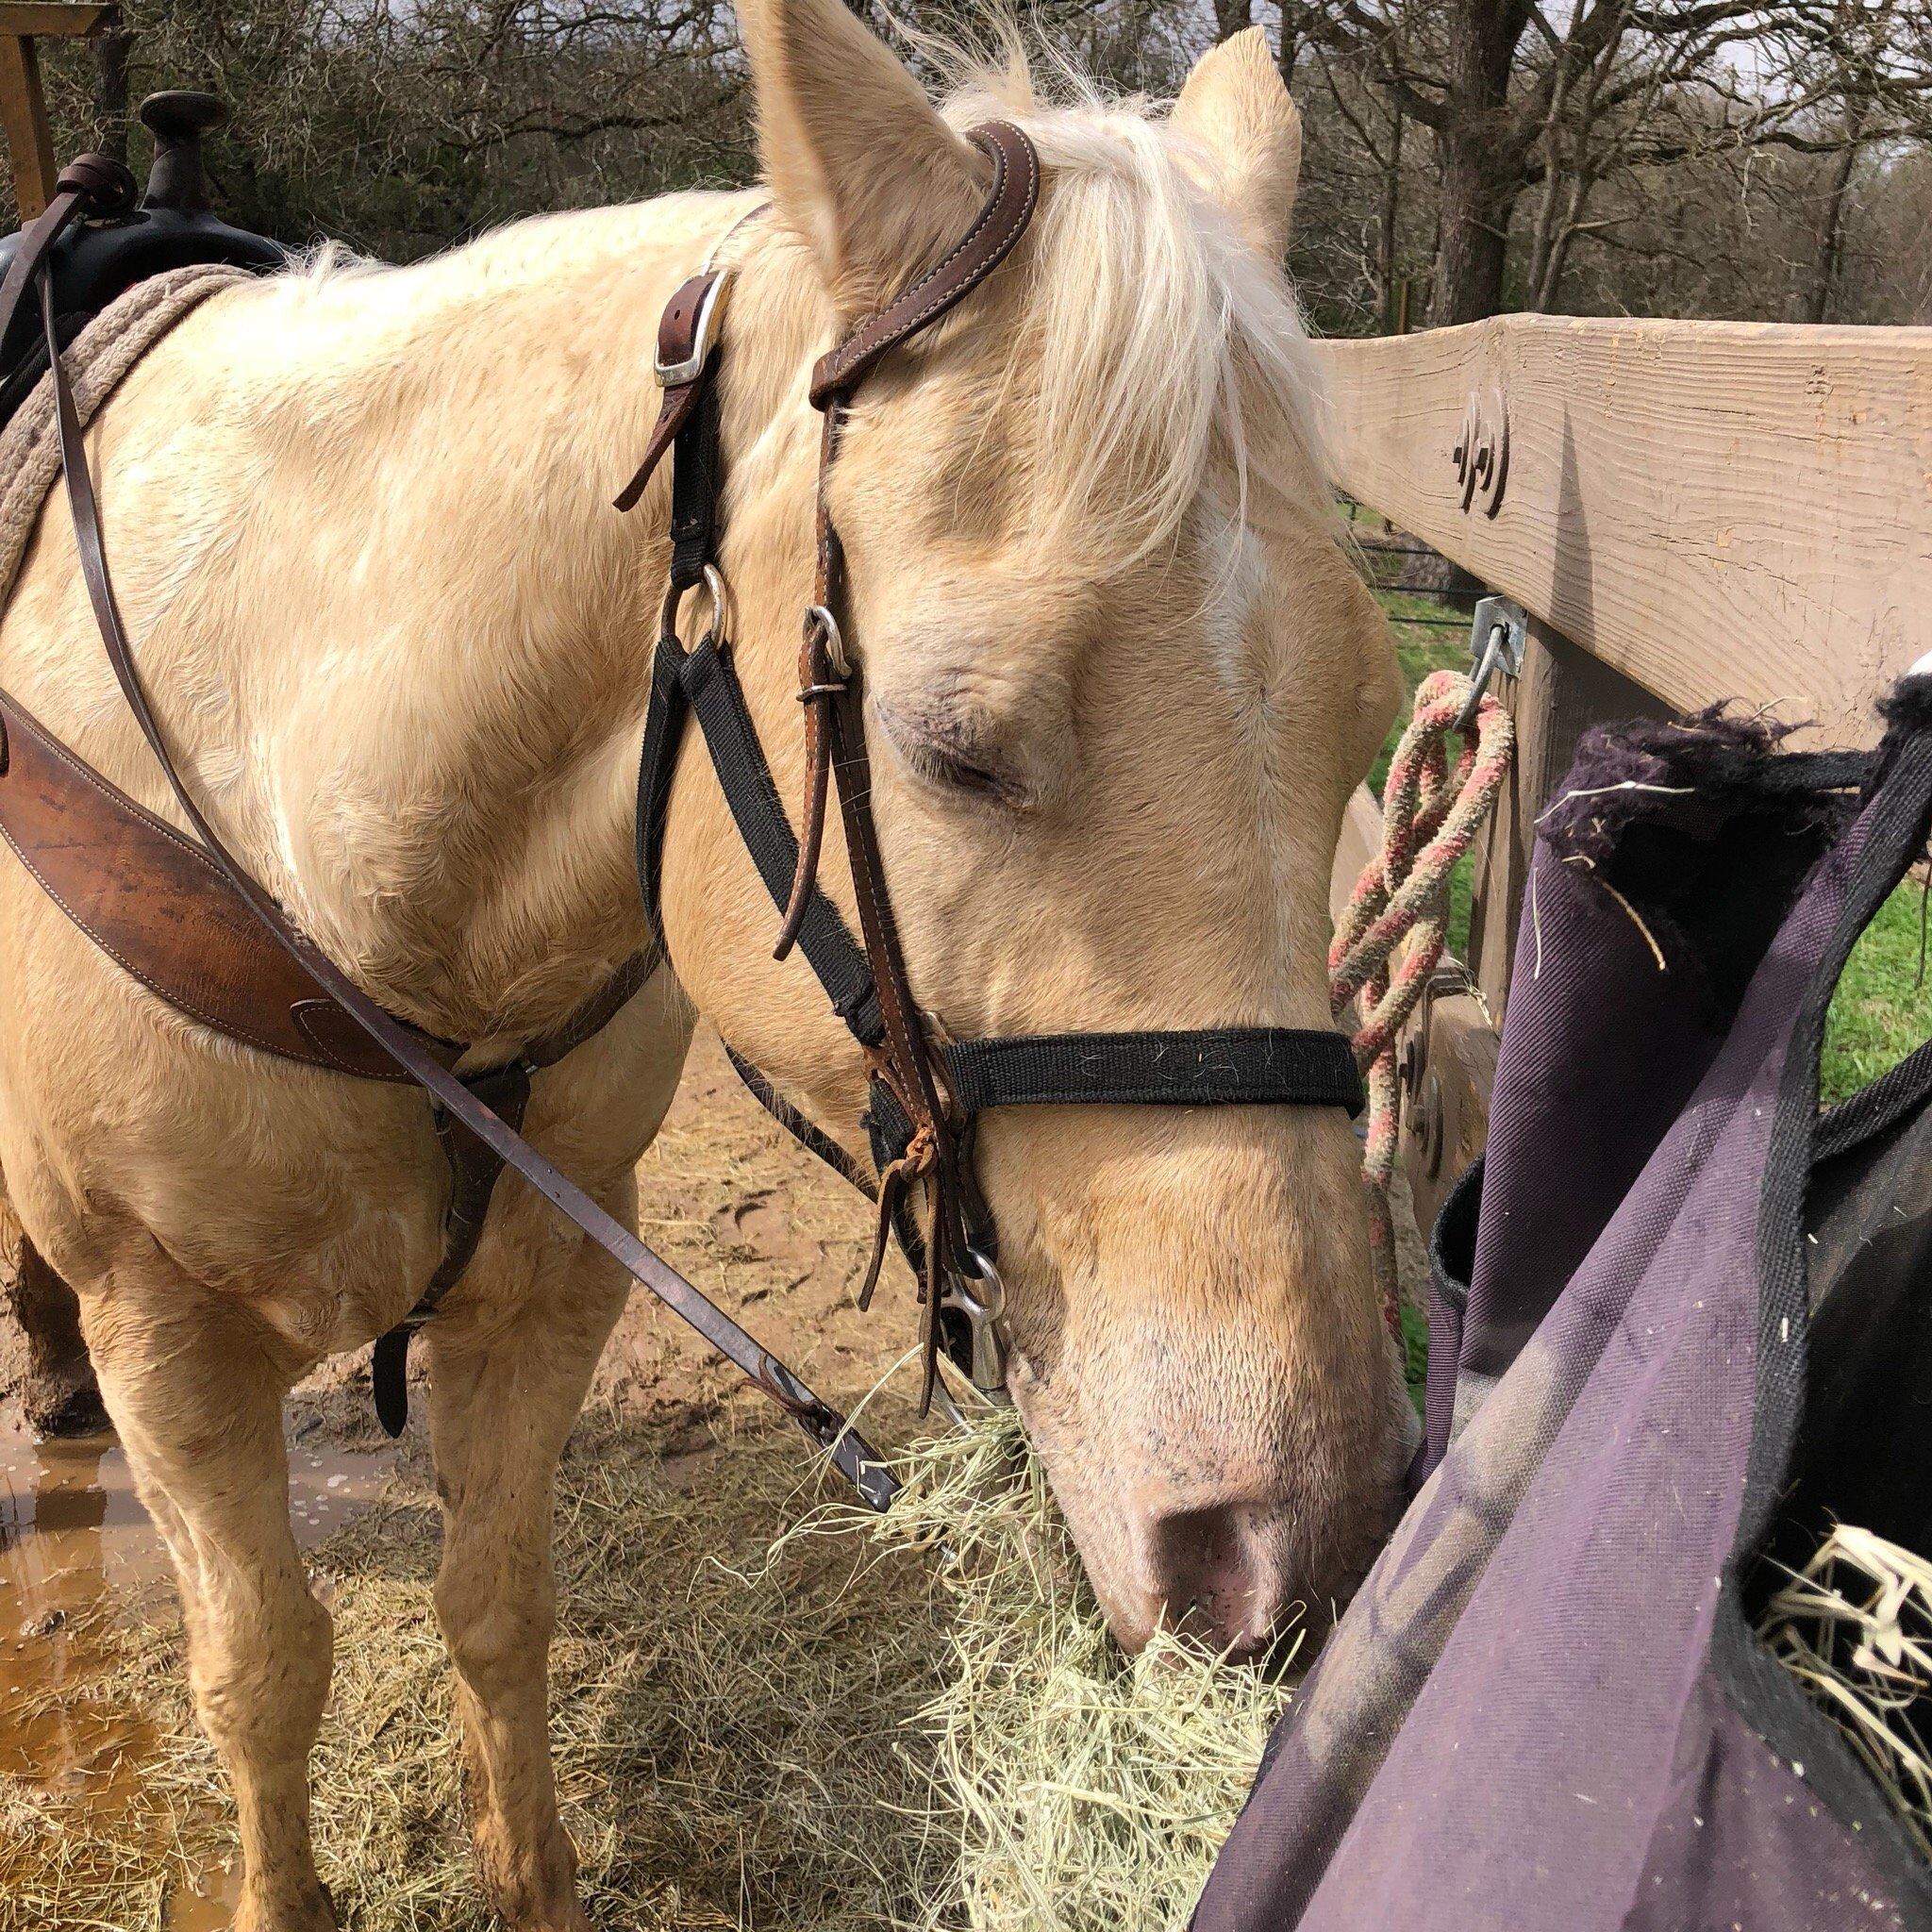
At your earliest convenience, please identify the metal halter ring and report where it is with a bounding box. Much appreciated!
[660,563,732,647]
[804,602,850,677]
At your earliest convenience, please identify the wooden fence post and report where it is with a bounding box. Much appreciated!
[0,4,118,219]
[1467,618,1669,1026]
[1316,312,1929,1247]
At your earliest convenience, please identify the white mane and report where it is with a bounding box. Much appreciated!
[941,55,1330,574]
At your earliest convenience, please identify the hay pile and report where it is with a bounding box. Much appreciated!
[1758,1520,1932,1858]
[805,1408,1301,1930]
[18,1376,1932,1931]
[0,1398,1291,1932]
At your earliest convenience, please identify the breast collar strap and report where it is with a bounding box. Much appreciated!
[622,122,1366,1414]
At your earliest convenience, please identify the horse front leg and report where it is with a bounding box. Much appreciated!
[88,1284,336,1932]
[423,1207,629,1932]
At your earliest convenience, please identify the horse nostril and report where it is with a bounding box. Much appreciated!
[1146,1502,1281,1664]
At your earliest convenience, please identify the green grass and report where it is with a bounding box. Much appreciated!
[1362,581,1475,1410]
[1367,588,1477,959]
[1399,1303,1430,1414]
[1822,880,1932,1105]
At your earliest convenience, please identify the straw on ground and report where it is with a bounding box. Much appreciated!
[0,1402,1291,1932]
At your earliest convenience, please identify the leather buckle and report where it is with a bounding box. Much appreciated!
[654,268,734,387]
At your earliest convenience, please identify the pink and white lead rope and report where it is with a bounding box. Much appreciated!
[1328,669,1515,1334]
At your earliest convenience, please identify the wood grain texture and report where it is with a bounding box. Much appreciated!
[1466,619,1667,1025]
[0,6,115,35]
[1329,783,1382,921]
[1312,317,1932,747]
[0,31,53,219]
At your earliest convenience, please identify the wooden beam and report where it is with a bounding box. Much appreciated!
[1313,317,1932,748]
[1401,989,1496,1242]
[1330,782,1382,918]
[0,30,52,217]
[1466,618,1669,1027]
[0,6,116,35]
[0,4,115,220]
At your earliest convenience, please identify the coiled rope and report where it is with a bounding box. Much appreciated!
[1329,669,1515,1331]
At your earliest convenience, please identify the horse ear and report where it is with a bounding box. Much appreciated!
[737,0,988,313]
[1170,27,1302,263]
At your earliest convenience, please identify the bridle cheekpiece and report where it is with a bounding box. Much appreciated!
[621,122,1366,1413]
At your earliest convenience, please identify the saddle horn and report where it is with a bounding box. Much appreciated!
[140,91,229,214]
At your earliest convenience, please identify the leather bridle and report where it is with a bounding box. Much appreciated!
[622,122,1363,1412]
[0,136,1362,1511]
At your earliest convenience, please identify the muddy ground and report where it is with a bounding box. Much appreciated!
[0,1027,1427,1931]
[0,1032,952,1930]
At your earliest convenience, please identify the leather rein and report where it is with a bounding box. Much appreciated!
[0,157,893,1507]
[0,134,1362,1510]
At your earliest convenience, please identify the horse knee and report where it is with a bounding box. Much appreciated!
[190,1581,332,1760]
[434,1571,553,1703]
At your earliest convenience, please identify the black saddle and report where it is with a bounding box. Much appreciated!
[0,92,286,433]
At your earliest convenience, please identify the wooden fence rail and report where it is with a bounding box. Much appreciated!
[1312,315,1932,1241]
[1311,315,1932,750]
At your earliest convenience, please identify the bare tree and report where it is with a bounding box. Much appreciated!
[1279,0,1932,325]
[8,0,1930,331]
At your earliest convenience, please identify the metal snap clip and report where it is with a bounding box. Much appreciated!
[1454,594,1527,735]
[942,1245,1009,1396]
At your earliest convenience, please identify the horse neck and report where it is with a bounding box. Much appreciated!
[234,197,827,1051]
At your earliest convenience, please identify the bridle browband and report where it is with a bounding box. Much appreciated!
[623,122,1364,1412]
[0,135,1361,1513]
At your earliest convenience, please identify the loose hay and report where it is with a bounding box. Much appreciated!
[795,1407,1300,1931]
[1758,1521,1932,1858]
[2,1400,1292,1931]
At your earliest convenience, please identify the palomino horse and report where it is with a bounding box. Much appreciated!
[0,4,1408,1924]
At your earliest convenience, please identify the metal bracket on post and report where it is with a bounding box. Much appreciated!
[1455,594,1527,733]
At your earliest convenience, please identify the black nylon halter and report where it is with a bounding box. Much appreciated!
[629,207,1365,1399]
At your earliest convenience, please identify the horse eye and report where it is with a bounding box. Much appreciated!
[874,692,1032,808]
[897,723,1028,808]
[927,747,1009,797]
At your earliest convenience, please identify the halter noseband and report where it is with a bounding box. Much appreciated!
[621,123,1364,1411]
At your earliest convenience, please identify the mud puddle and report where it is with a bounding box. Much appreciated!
[0,1415,395,1928]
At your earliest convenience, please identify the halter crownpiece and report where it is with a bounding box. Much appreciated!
[623,120,1366,1412]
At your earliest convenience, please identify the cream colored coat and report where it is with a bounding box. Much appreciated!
[0,8,1406,1926]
